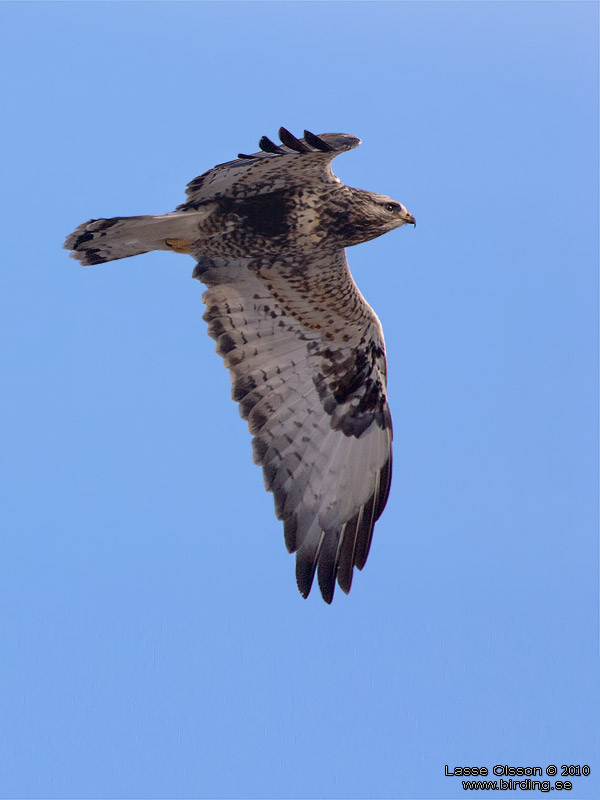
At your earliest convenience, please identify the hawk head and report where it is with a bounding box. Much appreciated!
[332,188,416,248]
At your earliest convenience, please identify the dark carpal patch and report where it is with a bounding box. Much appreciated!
[313,340,391,437]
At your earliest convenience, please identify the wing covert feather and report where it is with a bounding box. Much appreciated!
[178,129,361,211]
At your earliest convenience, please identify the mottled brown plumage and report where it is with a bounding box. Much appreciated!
[64,128,415,603]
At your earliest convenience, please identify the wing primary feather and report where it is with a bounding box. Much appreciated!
[237,153,255,159]
[374,453,393,521]
[319,521,349,603]
[337,509,363,594]
[259,136,285,154]
[303,130,335,152]
[283,515,297,553]
[279,127,311,153]
[296,529,326,599]
[354,470,381,571]
[317,530,342,604]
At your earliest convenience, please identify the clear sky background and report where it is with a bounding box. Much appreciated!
[1,2,598,798]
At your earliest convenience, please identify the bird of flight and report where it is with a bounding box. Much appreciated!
[64,127,416,603]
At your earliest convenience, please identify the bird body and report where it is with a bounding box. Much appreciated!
[64,128,415,603]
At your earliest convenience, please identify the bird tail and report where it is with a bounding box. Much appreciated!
[64,209,214,266]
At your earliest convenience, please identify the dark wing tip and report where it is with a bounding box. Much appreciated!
[259,135,284,154]
[336,518,358,595]
[296,556,318,600]
[256,128,359,159]
[317,535,339,604]
[278,127,311,153]
[337,456,393,590]
[353,491,379,573]
[290,455,392,602]
[303,129,335,152]
[295,530,326,600]
[320,588,335,605]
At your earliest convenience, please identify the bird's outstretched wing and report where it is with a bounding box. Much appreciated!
[195,249,392,603]
[178,128,361,210]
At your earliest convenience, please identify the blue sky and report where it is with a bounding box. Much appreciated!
[1,2,598,798]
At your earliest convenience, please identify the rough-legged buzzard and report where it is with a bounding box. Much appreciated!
[64,128,416,603]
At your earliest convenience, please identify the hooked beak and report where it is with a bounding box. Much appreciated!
[402,212,416,227]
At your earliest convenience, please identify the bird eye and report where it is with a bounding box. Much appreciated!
[385,203,398,213]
